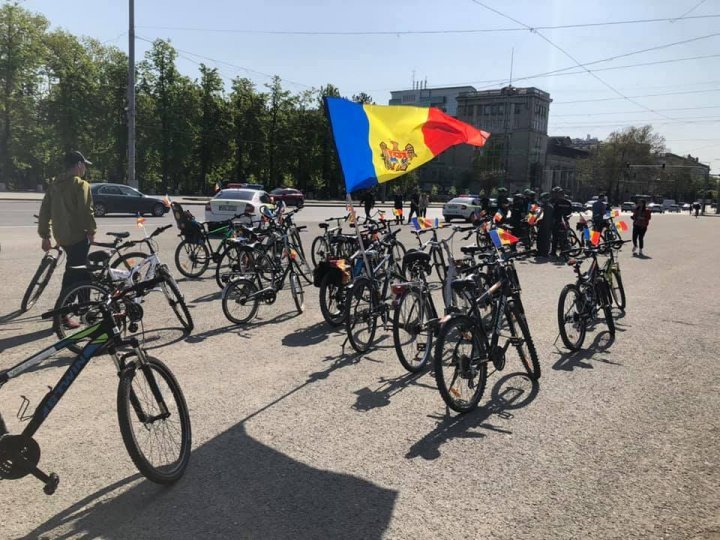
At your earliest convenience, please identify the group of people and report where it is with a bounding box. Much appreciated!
[359,188,430,224]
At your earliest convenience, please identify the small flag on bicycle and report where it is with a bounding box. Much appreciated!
[489,228,519,247]
[411,217,421,231]
[136,216,146,228]
[435,217,439,228]
[493,211,503,223]
[162,194,172,208]
[616,220,629,232]
[584,228,600,246]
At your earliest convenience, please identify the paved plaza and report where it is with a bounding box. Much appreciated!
[0,201,719,539]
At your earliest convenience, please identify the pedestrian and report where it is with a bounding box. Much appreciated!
[631,199,651,256]
[360,189,375,220]
[37,150,97,329]
[591,192,607,232]
[536,191,553,258]
[693,201,701,218]
[408,189,420,222]
[550,186,573,257]
[393,189,404,224]
[419,191,429,218]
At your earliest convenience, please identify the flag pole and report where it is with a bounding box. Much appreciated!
[345,192,371,276]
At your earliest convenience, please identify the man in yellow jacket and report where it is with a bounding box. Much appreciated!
[38,151,97,326]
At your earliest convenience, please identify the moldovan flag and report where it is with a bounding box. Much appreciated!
[325,97,490,193]
[585,228,601,246]
[616,221,629,232]
[489,228,519,248]
[136,216,146,228]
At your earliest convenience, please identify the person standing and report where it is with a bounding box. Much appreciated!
[631,199,651,256]
[591,193,608,232]
[418,191,429,218]
[550,186,573,257]
[38,151,97,327]
[408,189,420,222]
[536,192,553,258]
[360,189,375,220]
[393,189,404,224]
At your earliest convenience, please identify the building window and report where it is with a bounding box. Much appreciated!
[515,104,521,114]
[401,94,416,103]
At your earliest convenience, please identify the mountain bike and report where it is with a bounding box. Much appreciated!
[557,243,617,351]
[21,247,64,312]
[601,240,627,310]
[0,278,191,495]
[54,224,193,352]
[221,211,306,324]
[433,244,540,413]
[310,214,352,268]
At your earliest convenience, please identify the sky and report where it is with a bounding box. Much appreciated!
[19,0,720,172]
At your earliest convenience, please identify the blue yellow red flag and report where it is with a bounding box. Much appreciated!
[489,229,502,248]
[325,97,490,193]
[497,228,520,245]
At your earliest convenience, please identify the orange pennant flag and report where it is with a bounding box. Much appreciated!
[136,216,146,228]
[616,221,629,232]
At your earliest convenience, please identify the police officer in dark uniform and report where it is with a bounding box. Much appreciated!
[550,186,573,258]
[536,191,553,258]
[479,189,490,215]
[496,187,510,222]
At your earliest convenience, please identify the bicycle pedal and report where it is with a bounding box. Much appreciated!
[43,472,60,495]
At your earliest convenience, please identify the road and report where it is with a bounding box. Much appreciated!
[0,203,718,539]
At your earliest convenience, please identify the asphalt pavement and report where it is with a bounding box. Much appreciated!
[0,203,718,539]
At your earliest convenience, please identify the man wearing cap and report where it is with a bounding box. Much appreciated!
[38,151,97,325]
[550,186,573,258]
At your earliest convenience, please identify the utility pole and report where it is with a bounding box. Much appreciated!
[127,0,137,188]
[501,49,514,189]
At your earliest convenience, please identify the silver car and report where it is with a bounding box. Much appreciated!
[443,196,481,222]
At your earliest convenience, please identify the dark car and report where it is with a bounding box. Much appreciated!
[571,202,584,212]
[90,183,169,217]
[270,187,305,207]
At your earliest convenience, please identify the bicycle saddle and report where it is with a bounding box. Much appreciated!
[460,245,486,255]
[402,250,431,265]
[318,223,329,229]
[106,232,130,239]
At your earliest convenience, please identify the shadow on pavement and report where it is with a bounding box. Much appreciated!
[189,290,222,304]
[552,331,620,371]
[0,326,53,352]
[406,372,539,461]
[141,326,189,351]
[0,309,25,324]
[27,423,396,539]
[353,371,434,412]
[281,321,341,348]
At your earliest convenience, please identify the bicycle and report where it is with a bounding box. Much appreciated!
[557,242,617,351]
[21,247,64,312]
[221,208,306,324]
[432,235,540,413]
[0,278,191,495]
[601,240,627,311]
[54,224,193,352]
[310,214,352,268]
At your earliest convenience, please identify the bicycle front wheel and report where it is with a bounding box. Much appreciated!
[21,255,57,312]
[53,282,113,354]
[392,290,432,373]
[504,301,541,380]
[159,267,193,332]
[433,315,487,413]
[174,240,210,278]
[345,277,378,353]
[117,354,191,484]
[557,284,586,351]
[289,271,305,314]
[319,273,347,326]
[311,236,329,268]
[608,268,626,311]
[222,278,260,324]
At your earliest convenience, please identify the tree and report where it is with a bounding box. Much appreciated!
[352,92,374,104]
[196,64,229,192]
[0,3,48,188]
[229,77,265,184]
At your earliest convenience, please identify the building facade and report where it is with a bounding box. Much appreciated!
[544,137,590,197]
[455,86,552,192]
[389,84,476,116]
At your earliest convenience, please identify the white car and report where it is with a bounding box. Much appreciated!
[443,196,481,222]
[205,188,273,225]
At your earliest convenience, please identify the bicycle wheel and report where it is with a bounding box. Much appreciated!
[290,246,313,285]
[289,271,305,314]
[345,277,378,353]
[21,255,57,312]
[158,267,193,332]
[311,236,329,268]
[291,228,307,259]
[214,245,253,289]
[607,268,626,311]
[111,251,149,272]
[504,301,541,380]
[557,283,587,351]
[53,282,113,354]
[222,278,260,324]
[117,354,191,484]
[174,240,210,278]
[392,289,432,373]
[433,315,487,413]
[392,240,407,278]
[566,230,582,257]
[598,280,616,336]
[319,273,346,326]
[432,249,447,284]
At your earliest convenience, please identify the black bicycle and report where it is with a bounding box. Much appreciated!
[433,244,540,413]
[0,278,191,495]
[557,243,617,351]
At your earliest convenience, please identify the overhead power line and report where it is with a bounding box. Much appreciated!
[469,0,675,121]
[672,0,708,22]
[135,13,720,36]
[554,87,720,104]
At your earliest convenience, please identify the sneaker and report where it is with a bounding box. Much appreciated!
[639,249,643,257]
[62,316,81,330]
[631,246,637,254]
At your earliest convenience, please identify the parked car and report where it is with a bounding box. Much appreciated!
[661,199,677,212]
[647,203,664,214]
[621,201,635,212]
[226,182,265,191]
[571,202,584,212]
[667,204,680,213]
[205,188,273,226]
[90,183,169,217]
[270,187,305,207]
[681,202,691,211]
[584,200,597,211]
[443,196,480,222]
